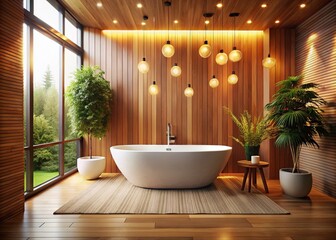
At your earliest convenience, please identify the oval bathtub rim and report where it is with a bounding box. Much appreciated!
[110,144,232,153]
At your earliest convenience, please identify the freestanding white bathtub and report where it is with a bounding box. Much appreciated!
[110,145,232,189]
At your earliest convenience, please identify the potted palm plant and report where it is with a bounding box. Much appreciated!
[224,107,273,160]
[265,75,327,197]
[66,66,112,180]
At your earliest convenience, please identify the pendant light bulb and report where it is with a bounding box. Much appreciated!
[162,40,175,58]
[171,63,182,77]
[199,40,212,58]
[228,71,238,84]
[184,84,194,97]
[149,81,159,95]
[229,47,242,62]
[229,13,242,62]
[262,54,276,68]
[209,75,219,88]
[138,58,149,73]
[215,50,228,65]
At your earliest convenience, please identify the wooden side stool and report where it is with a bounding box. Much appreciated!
[237,160,269,193]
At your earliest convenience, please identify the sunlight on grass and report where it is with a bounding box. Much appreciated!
[24,171,59,191]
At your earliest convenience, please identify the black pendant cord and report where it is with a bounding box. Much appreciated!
[212,18,215,76]
[204,19,207,41]
[154,17,157,85]
[233,16,236,48]
[143,28,145,59]
[189,29,192,85]
[167,3,170,41]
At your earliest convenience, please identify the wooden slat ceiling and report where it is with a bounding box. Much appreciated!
[60,0,333,30]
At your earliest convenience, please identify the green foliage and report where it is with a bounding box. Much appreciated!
[34,148,58,172]
[265,75,328,172]
[34,88,46,116]
[43,65,53,90]
[33,115,58,171]
[64,142,78,172]
[31,68,77,173]
[66,66,112,158]
[43,87,59,136]
[33,115,54,144]
[224,107,272,147]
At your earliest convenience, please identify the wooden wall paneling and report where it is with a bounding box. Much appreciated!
[0,0,24,222]
[296,0,336,198]
[84,29,266,174]
[191,32,198,144]
[130,32,137,145]
[101,30,108,161]
[267,28,296,179]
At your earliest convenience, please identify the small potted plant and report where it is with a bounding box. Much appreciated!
[265,75,328,197]
[66,66,112,180]
[224,107,273,160]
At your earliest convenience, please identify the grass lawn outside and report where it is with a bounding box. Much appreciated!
[24,171,59,190]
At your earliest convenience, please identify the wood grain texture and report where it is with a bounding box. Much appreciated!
[59,0,333,31]
[1,172,336,238]
[296,1,336,198]
[83,29,265,174]
[0,0,24,222]
[265,28,296,180]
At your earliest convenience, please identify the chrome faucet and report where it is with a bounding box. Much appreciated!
[167,123,176,145]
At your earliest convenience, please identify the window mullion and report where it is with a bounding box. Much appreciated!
[59,44,65,177]
[26,24,34,193]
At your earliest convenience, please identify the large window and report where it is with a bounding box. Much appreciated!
[23,0,83,196]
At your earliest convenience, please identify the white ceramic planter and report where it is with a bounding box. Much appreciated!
[279,168,312,198]
[77,156,105,180]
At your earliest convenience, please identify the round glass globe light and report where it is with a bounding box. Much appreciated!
[215,51,228,65]
[262,57,276,68]
[228,73,238,84]
[199,41,212,58]
[162,42,175,58]
[184,85,194,97]
[137,60,149,73]
[229,49,242,62]
[148,82,159,95]
[209,76,219,88]
[171,65,182,77]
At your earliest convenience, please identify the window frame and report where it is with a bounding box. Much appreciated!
[24,0,83,198]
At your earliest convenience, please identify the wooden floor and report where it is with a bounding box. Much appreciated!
[1,173,336,240]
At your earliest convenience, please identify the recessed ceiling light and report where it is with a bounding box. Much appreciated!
[300,3,306,8]
[216,3,223,8]
[97,2,103,8]
[247,19,252,24]
[261,3,267,8]
[174,20,178,24]
[275,20,280,24]
[137,3,143,8]
[141,21,146,26]
[205,20,210,25]
[113,19,118,24]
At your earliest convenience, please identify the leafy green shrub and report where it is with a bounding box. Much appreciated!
[66,66,112,158]
[224,107,273,147]
[265,75,328,172]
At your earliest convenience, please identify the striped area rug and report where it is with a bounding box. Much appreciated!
[54,174,289,215]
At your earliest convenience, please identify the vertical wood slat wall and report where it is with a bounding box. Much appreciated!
[83,29,265,173]
[266,28,296,179]
[0,0,24,221]
[296,1,336,198]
